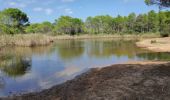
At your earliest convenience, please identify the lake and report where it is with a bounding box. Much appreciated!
[0,39,169,96]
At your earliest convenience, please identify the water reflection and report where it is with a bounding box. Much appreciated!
[86,40,146,58]
[0,78,5,88]
[137,52,170,61]
[0,53,31,77]
[54,40,85,60]
[0,39,168,96]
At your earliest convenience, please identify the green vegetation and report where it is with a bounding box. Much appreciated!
[138,52,170,61]
[25,21,53,34]
[53,16,84,35]
[145,0,170,37]
[145,0,170,8]
[0,8,29,34]
[0,8,169,37]
[0,53,31,77]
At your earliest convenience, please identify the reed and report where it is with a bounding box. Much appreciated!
[0,34,54,48]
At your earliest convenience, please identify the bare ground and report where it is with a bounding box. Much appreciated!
[136,37,170,52]
[2,61,170,100]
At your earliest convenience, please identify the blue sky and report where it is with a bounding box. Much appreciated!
[0,0,159,23]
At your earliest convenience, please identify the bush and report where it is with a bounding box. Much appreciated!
[160,33,169,37]
[160,23,170,37]
[151,40,156,44]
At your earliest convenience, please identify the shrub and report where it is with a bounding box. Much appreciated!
[160,33,169,37]
[151,40,156,44]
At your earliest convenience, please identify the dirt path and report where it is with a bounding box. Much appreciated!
[2,61,170,100]
[136,37,170,52]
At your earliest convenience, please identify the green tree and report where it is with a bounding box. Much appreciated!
[148,10,159,32]
[145,0,170,8]
[54,16,83,35]
[135,14,148,33]
[25,23,40,33]
[126,13,136,33]
[0,8,29,34]
[25,22,53,33]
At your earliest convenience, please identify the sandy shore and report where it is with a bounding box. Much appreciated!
[2,61,170,100]
[136,37,170,52]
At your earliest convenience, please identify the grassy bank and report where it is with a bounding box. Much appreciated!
[0,34,54,48]
[0,33,160,49]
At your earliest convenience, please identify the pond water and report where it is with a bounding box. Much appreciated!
[0,39,169,96]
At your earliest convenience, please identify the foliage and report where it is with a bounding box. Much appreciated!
[84,11,170,35]
[0,8,29,34]
[25,22,53,33]
[0,8,169,36]
[53,16,84,35]
[145,0,170,8]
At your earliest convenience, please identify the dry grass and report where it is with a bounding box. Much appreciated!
[0,34,54,48]
[0,34,159,48]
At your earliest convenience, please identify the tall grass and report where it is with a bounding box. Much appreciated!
[0,34,54,48]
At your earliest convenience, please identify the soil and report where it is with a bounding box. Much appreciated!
[2,62,170,100]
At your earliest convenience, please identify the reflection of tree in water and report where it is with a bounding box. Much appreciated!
[0,76,5,90]
[88,40,146,58]
[55,40,85,60]
[0,54,31,77]
[137,52,170,61]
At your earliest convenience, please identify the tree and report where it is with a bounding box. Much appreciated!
[54,16,84,35]
[85,15,116,34]
[134,14,148,33]
[25,23,40,33]
[0,8,29,34]
[148,10,159,32]
[126,13,136,33]
[145,0,170,36]
[1,8,29,27]
[25,22,53,33]
[114,15,126,33]
[145,0,170,8]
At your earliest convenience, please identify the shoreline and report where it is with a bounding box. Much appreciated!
[136,37,170,52]
[0,34,160,49]
[54,34,159,40]
[2,61,170,100]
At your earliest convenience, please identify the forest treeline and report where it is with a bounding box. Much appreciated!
[0,8,170,36]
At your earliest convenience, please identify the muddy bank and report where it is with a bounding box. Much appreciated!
[136,37,170,52]
[2,62,170,100]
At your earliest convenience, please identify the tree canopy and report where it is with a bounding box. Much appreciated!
[0,8,169,36]
[53,16,84,35]
[0,8,29,34]
[145,0,170,8]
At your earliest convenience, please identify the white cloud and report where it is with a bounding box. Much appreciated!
[64,8,73,14]
[33,7,54,15]
[8,1,27,8]
[8,2,16,6]
[33,7,43,11]
[45,8,53,15]
[57,66,81,77]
